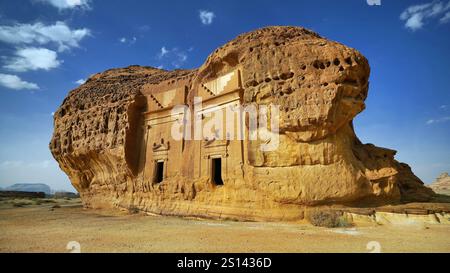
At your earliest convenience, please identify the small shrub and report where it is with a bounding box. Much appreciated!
[128,206,140,214]
[307,210,350,228]
[51,204,61,209]
[41,199,57,203]
[13,202,28,207]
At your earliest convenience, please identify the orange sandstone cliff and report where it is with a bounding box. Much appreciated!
[50,26,433,221]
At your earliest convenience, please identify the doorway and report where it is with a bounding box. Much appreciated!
[211,158,224,186]
[154,161,164,183]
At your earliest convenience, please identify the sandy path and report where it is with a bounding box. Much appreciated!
[0,204,449,253]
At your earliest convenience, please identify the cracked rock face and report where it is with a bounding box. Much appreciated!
[50,26,433,221]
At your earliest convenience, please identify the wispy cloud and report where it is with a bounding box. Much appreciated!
[37,0,91,10]
[426,116,450,124]
[74,78,86,85]
[400,1,450,31]
[119,36,137,45]
[0,21,90,52]
[158,46,169,58]
[0,160,53,169]
[3,47,61,72]
[0,73,39,90]
[156,46,190,68]
[138,25,150,32]
[0,160,24,168]
[440,11,450,22]
[199,10,215,25]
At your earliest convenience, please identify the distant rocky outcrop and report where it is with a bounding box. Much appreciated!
[50,26,434,221]
[429,173,450,196]
[3,183,51,195]
[54,191,79,198]
[0,191,46,198]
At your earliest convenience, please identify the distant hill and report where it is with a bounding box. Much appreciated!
[2,183,51,195]
[429,173,450,196]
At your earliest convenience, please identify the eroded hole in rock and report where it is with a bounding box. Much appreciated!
[342,79,358,86]
[333,58,340,66]
[280,72,294,80]
[345,57,352,65]
[246,80,259,88]
[313,61,320,69]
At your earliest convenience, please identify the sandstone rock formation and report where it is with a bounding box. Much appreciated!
[429,173,450,196]
[50,26,434,221]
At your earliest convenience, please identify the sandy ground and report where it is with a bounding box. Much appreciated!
[0,198,449,253]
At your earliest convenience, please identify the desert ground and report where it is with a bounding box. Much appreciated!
[0,197,449,253]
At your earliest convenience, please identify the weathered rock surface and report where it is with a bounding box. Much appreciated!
[429,173,450,196]
[50,26,434,221]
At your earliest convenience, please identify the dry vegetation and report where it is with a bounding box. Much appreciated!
[306,210,351,228]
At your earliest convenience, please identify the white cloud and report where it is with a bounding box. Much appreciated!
[158,46,169,58]
[440,104,448,110]
[3,47,61,72]
[0,21,90,52]
[426,116,450,124]
[400,1,450,31]
[74,78,86,85]
[199,10,215,25]
[38,0,90,10]
[119,36,136,45]
[156,47,189,68]
[0,73,39,90]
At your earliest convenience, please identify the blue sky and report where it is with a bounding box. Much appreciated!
[0,0,449,191]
